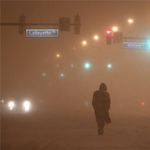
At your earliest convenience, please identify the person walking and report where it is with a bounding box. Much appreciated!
[92,83,111,135]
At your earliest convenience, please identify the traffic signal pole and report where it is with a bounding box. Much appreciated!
[106,30,149,45]
[0,13,81,34]
[121,37,148,40]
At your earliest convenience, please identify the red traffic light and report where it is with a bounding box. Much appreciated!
[106,29,112,45]
[106,29,112,35]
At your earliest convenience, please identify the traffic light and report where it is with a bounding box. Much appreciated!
[59,18,70,31]
[74,14,80,34]
[106,29,112,45]
[84,62,91,69]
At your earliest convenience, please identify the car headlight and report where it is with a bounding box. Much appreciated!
[23,101,30,111]
[8,101,15,110]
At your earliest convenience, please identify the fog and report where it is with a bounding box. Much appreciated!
[1,1,150,149]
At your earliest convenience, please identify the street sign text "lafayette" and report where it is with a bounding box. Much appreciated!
[123,42,150,50]
[26,29,59,37]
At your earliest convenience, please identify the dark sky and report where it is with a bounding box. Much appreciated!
[1,1,150,113]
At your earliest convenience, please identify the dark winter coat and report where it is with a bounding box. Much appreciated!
[92,90,110,114]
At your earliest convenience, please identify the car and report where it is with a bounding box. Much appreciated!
[1,99,32,114]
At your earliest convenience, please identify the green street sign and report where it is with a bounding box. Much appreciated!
[123,42,150,50]
[26,29,59,37]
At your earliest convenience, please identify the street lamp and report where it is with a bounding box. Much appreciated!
[56,54,60,58]
[112,26,118,32]
[128,19,133,24]
[82,40,87,45]
[94,35,99,40]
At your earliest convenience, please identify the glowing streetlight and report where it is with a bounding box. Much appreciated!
[128,19,133,24]
[56,54,60,58]
[82,40,87,45]
[94,35,99,40]
[112,26,118,32]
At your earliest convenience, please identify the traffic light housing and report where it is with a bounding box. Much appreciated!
[59,18,70,31]
[74,14,80,34]
[106,29,112,45]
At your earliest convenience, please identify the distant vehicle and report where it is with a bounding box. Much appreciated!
[1,99,32,114]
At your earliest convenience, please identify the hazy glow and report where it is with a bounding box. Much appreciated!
[106,29,112,35]
[94,35,99,40]
[23,101,30,111]
[8,101,15,110]
[56,64,59,67]
[43,73,46,77]
[112,26,118,31]
[84,62,91,69]
[2,100,4,103]
[141,102,145,106]
[2,2,150,131]
[148,41,150,49]
[71,64,74,67]
[82,40,87,45]
[128,19,133,23]
[60,73,64,77]
[107,64,112,68]
[56,54,60,57]
[84,101,89,106]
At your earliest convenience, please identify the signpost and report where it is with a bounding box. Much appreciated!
[123,42,150,50]
[26,29,59,37]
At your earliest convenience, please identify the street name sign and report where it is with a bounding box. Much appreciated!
[123,42,150,50]
[26,29,59,37]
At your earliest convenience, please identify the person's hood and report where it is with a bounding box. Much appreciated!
[99,83,107,92]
